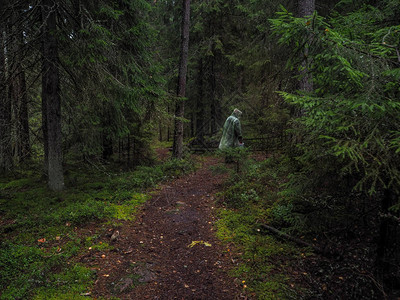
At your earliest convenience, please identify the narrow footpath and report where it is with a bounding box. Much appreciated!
[92,156,242,299]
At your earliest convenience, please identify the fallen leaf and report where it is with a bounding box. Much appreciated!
[38,238,46,243]
[188,240,212,248]
[188,241,201,248]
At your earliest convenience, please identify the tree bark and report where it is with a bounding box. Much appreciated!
[209,55,219,134]
[42,0,64,191]
[8,7,30,163]
[0,23,12,172]
[15,57,30,160]
[172,0,190,159]
[298,0,315,17]
[298,0,315,93]
[195,58,205,143]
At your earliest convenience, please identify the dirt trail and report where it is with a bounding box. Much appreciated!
[92,156,242,299]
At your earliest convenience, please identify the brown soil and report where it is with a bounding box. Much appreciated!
[89,156,243,299]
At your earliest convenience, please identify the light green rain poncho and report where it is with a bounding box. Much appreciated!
[219,108,243,150]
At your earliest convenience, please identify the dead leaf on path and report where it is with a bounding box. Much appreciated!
[188,240,212,248]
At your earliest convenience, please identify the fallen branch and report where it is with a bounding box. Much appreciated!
[259,223,330,256]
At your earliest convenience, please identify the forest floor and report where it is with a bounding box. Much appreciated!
[86,153,244,299]
[2,148,390,299]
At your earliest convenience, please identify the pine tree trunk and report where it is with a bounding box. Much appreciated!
[16,59,30,160]
[42,0,64,191]
[298,0,315,17]
[209,56,218,134]
[0,24,12,172]
[8,8,30,163]
[172,0,191,159]
[196,58,205,143]
[298,0,315,93]
[167,104,170,142]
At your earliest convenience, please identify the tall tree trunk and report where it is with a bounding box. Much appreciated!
[16,12,30,159]
[167,104,170,142]
[102,133,113,160]
[209,55,218,134]
[0,24,12,172]
[298,0,315,93]
[8,8,30,163]
[16,58,30,160]
[42,0,64,191]
[172,0,190,159]
[196,58,205,143]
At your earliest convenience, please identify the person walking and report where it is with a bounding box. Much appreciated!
[219,108,243,162]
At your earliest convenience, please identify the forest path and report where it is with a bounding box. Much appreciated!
[92,155,242,299]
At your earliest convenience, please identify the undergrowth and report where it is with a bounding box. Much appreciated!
[0,156,195,299]
[214,152,305,299]
[215,150,389,299]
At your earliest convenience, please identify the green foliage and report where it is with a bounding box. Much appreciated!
[59,0,165,160]
[271,1,400,197]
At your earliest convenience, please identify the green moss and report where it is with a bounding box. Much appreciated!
[32,265,95,300]
[0,178,38,190]
[107,193,149,220]
[89,241,114,251]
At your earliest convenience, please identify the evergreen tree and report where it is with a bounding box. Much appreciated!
[0,9,12,171]
[173,0,191,159]
[41,0,64,191]
[271,0,400,285]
